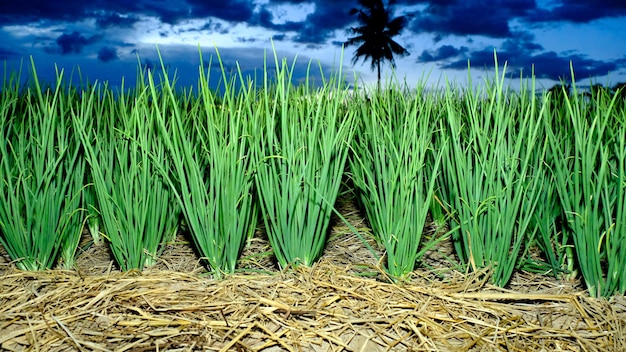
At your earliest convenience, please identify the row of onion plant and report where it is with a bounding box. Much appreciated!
[149,48,258,277]
[0,61,85,270]
[544,68,626,297]
[252,52,355,268]
[2,52,625,297]
[435,61,547,287]
[348,82,447,280]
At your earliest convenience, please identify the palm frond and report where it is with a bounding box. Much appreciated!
[344,0,409,83]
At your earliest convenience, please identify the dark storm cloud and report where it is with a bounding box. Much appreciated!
[408,0,626,40]
[272,33,288,41]
[0,0,147,25]
[410,0,536,39]
[295,0,354,43]
[0,0,623,85]
[1,0,276,36]
[418,30,623,81]
[96,13,139,28]
[199,20,227,34]
[1,0,624,44]
[98,46,119,62]
[418,45,468,62]
[54,31,100,55]
[236,37,258,44]
[187,0,254,22]
[141,1,190,24]
[440,46,620,81]
[258,8,304,33]
[526,0,626,23]
[0,0,192,27]
[406,0,624,82]
[0,0,89,24]
[0,47,21,61]
[257,0,355,44]
[501,32,543,53]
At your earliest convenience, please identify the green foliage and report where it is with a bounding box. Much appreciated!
[349,84,446,280]
[1,49,625,298]
[545,66,626,297]
[149,47,257,278]
[253,52,354,268]
[436,59,546,287]
[0,60,85,270]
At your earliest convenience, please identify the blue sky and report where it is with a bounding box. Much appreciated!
[1,0,625,91]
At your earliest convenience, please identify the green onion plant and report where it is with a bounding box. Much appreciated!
[253,51,354,268]
[545,67,626,297]
[72,75,179,271]
[437,58,546,286]
[349,82,446,280]
[0,60,85,270]
[150,48,258,278]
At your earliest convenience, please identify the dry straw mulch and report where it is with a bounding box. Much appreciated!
[2,236,625,352]
[1,196,625,351]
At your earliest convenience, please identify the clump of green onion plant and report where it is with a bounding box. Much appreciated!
[253,52,354,268]
[545,68,626,297]
[437,59,546,287]
[83,172,103,245]
[150,48,258,278]
[78,83,111,248]
[0,60,85,270]
[521,88,574,279]
[349,82,446,280]
[72,75,179,271]
[526,146,571,277]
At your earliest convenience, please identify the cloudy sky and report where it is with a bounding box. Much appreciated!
[1,0,625,91]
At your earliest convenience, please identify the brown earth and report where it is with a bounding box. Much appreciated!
[1,194,625,351]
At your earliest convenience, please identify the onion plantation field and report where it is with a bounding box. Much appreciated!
[1,51,625,351]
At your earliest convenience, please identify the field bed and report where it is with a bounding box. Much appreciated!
[1,196,624,351]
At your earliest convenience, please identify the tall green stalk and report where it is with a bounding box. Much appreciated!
[80,83,114,247]
[0,60,85,270]
[545,69,626,297]
[438,59,545,286]
[150,48,258,278]
[524,89,573,278]
[253,51,354,268]
[73,78,179,271]
[349,84,445,280]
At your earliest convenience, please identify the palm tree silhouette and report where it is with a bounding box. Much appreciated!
[344,0,410,88]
